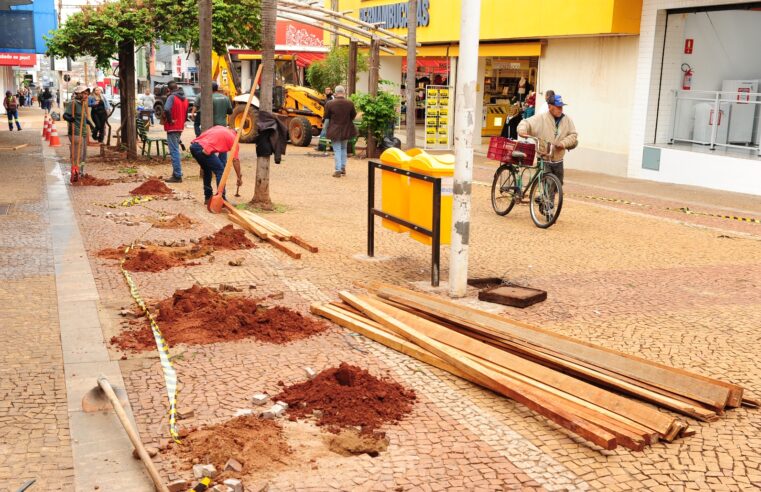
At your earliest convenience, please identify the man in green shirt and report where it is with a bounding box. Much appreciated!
[63,86,95,175]
[211,82,233,127]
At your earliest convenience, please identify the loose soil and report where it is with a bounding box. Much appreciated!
[199,225,256,250]
[130,178,173,195]
[275,363,416,435]
[326,428,390,457]
[71,174,111,186]
[170,415,291,480]
[110,285,329,351]
[97,244,212,272]
[150,213,195,229]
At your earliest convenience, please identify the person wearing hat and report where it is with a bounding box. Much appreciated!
[4,90,22,131]
[517,93,578,184]
[322,85,357,177]
[63,86,95,168]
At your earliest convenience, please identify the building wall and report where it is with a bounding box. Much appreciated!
[539,36,639,176]
[356,56,403,95]
[628,0,756,179]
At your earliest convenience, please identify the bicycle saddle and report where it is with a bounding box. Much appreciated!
[511,150,526,160]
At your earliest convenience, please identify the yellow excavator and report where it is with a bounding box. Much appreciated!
[213,53,325,146]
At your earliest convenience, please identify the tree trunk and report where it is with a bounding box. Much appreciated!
[199,0,213,131]
[347,41,357,96]
[252,0,276,208]
[118,40,138,159]
[366,37,381,159]
[406,0,417,149]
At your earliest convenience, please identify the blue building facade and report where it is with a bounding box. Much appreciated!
[0,0,57,54]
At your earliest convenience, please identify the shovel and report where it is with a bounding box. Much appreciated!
[207,65,262,214]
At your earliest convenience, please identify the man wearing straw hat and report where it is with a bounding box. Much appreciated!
[63,86,95,173]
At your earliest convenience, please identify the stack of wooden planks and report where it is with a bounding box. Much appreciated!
[226,206,318,259]
[311,284,755,452]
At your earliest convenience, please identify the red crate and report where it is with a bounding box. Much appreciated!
[487,137,536,166]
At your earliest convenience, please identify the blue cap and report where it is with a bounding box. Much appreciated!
[551,94,567,107]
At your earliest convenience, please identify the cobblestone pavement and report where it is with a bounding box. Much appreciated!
[25,110,761,491]
[0,128,75,490]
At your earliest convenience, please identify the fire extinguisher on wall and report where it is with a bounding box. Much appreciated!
[681,63,693,91]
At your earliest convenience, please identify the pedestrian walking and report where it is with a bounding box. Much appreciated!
[88,87,110,143]
[189,125,242,204]
[25,87,31,107]
[324,87,334,102]
[4,90,22,131]
[211,82,233,128]
[322,85,357,177]
[517,93,578,184]
[41,88,54,112]
[63,86,95,171]
[162,81,189,183]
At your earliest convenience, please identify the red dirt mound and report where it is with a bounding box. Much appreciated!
[199,224,256,250]
[170,415,291,480]
[123,249,184,272]
[152,214,194,229]
[275,363,416,434]
[72,174,111,186]
[130,178,173,195]
[110,285,329,351]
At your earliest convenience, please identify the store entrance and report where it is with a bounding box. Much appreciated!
[402,57,451,126]
[482,57,538,137]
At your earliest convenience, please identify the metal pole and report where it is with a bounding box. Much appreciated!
[448,0,481,298]
[432,178,441,287]
[367,161,375,257]
[405,0,417,149]
[198,0,213,131]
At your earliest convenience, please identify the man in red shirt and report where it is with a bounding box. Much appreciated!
[190,126,243,203]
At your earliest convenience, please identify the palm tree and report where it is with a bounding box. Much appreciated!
[251,0,276,208]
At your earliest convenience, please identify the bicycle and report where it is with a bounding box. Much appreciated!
[489,136,563,228]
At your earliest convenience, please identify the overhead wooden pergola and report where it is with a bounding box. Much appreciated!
[276,0,417,97]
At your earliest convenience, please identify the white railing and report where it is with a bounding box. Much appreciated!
[670,89,761,156]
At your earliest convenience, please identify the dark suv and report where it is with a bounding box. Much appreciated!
[153,83,198,121]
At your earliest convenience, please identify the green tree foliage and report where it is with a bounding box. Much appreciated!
[351,89,400,142]
[306,46,368,92]
[45,0,262,68]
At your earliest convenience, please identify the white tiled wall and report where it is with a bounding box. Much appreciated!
[628,0,753,178]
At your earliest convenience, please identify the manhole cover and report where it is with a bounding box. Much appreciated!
[0,203,13,215]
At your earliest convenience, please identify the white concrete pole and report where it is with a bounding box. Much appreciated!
[448,0,481,298]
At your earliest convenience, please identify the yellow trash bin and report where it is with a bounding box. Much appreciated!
[379,147,412,233]
[408,153,454,245]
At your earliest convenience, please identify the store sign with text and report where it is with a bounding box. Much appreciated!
[359,0,430,29]
[0,52,36,66]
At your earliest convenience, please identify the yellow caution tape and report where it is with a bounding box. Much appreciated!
[570,193,760,224]
[667,207,761,224]
[119,240,181,443]
[97,196,155,209]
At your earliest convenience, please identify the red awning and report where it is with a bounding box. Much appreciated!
[402,56,450,75]
[229,50,326,68]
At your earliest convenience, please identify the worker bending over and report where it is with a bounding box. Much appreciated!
[189,126,242,204]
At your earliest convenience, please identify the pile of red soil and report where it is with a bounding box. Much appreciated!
[110,285,329,351]
[152,213,194,229]
[130,178,173,195]
[275,363,416,434]
[71,174,111,186]
[123,249,185,272]
[171,415,291,479]
[199,224,256,250]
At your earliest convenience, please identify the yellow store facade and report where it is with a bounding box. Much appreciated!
[332,0,644,176]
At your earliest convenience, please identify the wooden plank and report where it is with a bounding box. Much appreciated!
[0,143,29,151]
[375,285,735,410]
[226,208,271,239]
[339,292,619,450]
[266,236,301,259]
[315,303,646,450]
[241,210,292,238]
[228,212,301,259]
[360,296,674,438]
[290,235,319,253]
[378,295,719,423]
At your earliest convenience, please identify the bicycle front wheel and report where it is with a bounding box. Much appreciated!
[491,165,518,216]
[529,173,563,228]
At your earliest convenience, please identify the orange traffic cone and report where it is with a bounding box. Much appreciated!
[48,123,62,147]
[42,115,50,140]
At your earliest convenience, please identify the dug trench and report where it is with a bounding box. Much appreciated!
[110,284,330,351]
[161,364,415,484]
[97,225,256,272]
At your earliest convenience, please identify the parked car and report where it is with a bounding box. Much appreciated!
[153,83,198,122]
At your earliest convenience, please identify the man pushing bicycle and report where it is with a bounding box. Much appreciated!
[517,93,578,184]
